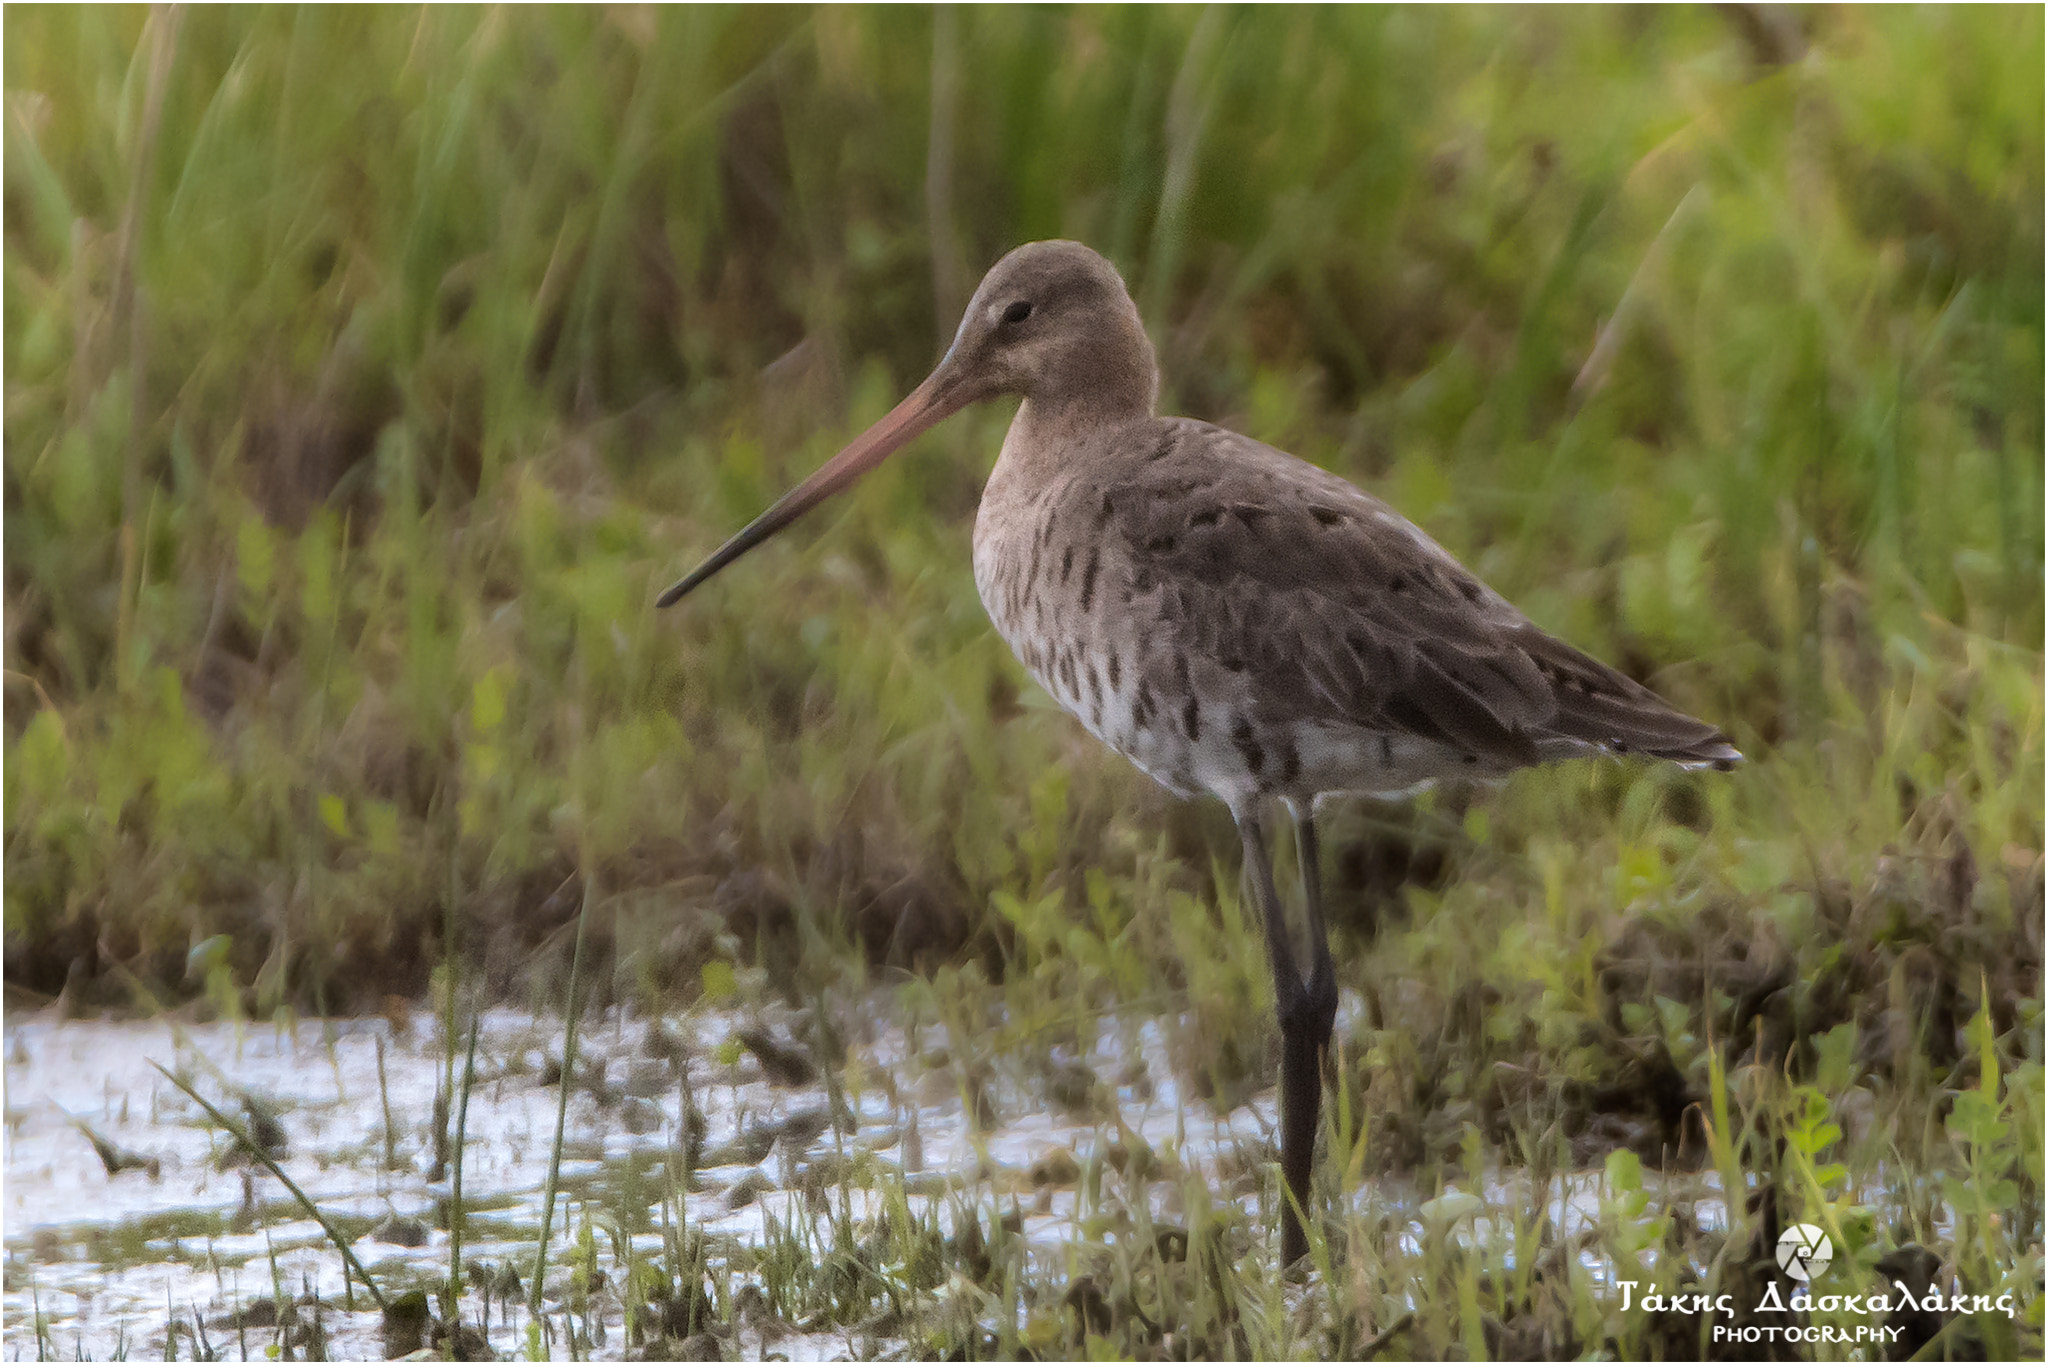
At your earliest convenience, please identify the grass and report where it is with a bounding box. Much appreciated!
[4,4,2042,1360]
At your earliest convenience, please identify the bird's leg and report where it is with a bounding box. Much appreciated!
[1235,806,1324,1267]
[1294,807,1340,1052]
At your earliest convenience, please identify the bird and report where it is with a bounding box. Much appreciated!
[659,239,1741,1266]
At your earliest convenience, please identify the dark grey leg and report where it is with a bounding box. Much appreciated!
[1235,806,1332,1267]
[1238,811,1302,993]
[1295,809,1339,1043]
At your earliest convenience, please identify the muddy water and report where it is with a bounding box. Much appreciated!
[2,999,1717,1360]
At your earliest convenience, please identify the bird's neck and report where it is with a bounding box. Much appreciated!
[1012,308,1160,446]
[991,390,1157,506]
[1011,384,1153,448]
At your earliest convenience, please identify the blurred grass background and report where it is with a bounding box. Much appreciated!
[4,0,2040,1063]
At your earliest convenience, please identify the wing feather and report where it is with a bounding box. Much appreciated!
[1087,418,1737,769]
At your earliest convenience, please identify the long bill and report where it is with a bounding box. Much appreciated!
[656,365,972,608]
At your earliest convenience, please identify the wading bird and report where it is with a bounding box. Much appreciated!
[659,241,1739,1265]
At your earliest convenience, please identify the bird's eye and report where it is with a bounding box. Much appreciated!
[1001,300,1032,325]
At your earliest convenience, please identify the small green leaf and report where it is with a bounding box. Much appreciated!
[1948,1089,2009,1148]
[1815,1022,1858,1094]
[318,794,349,838]
[188,934,233,977]
[1654,995,1690,1043]
[1970,996,2000,1102]
[700,960,735,1002]
[470,665,509,736]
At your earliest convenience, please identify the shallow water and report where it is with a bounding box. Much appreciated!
[3,998,1724,1360]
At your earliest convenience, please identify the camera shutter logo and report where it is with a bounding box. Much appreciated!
[1775,1223,1834,1282]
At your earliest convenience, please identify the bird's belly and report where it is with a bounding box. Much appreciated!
[992,634,1477,804]
[987,623,1208,800]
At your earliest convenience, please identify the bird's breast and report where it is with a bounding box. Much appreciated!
[971,475,1528,807]
[973,484,1334,805]
[973,485,1198,799]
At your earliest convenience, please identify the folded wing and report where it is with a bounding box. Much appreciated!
[1097,419,1740,772]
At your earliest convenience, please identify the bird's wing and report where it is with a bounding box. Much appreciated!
[1091,418,1737,768]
